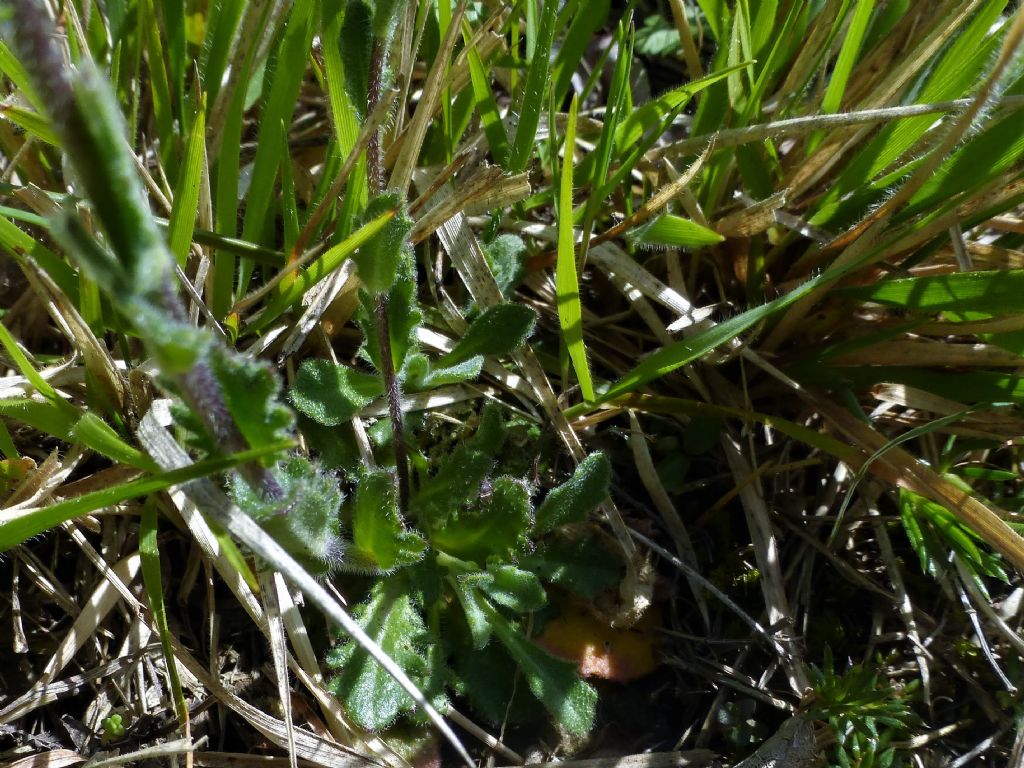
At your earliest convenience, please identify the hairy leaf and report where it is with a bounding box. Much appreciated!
[535,452,610,534]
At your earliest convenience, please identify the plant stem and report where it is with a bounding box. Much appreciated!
[7,0,282,501]
[366,35,410,512]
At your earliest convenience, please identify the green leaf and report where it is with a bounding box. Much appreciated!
[429,476,532,563]
[0,216,77,300]
[551,0,610,105]
[483,234,527,296]
[251,204,398,333]
[140,501,188,724]
[535,453,610,535]
[356,253,422,372]
[0,103,59,145]
[240,0,315,253]
[291,359,384,426]
[627,214,725,249]
[480,594,596,735]
[351,469,427,573]
[634,14,683,56]
[451,578,494,649]
[521,534,622,598]
[464,562,546,613]
[555,93,594,402]
[454,640,537,725]
[839,270,1024,316]
[352,193,414,295]
[339,0,373,116]
[508,0,561,172]
[230,456,344,575]
[327,579,430,730]
[412,405,506,524]
[440,303,538,366]
[463,18,509,165]
[210,349,295,452]
[614,64,745,151]
[407,356,483,390]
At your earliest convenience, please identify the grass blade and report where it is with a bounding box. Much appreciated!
[508,0,561,172]
[555,94,594,402]
[0,439,292,551]
[140,500,189,726]
[167,98,206,266]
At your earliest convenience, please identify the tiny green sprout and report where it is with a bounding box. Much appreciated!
[100,713,126,743]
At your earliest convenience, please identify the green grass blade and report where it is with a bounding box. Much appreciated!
[239,0,315,254]
[246,206,398,334]
[0,103,60,146]
[0,439,293,552]
[157,0,187,120]
[551,0,610,106]
[463,18,509,166]
[0,216,77,300]
[812,0,1008,226]
[555,94,594,403]
[167,99,206,266]
[0,39,42,110]
[140,500,189,724]
[0,420,18,460]
[139,0,175,165]
[211,68,247,317]
[508,0,562,173]
[821,0,874,115]
[614,63,747,151]
[840,270,1024,315]
[198,0,245,108]
[569,266,838,413]
[321,4,368,235]
[627,214,725,248]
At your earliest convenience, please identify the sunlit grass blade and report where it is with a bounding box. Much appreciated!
[167,97,206,266]
[463,17,509,166]
[627,214,725,248]
[0,39,42,109]
[812,0,1009,226]
[0,439,293,551]
[840,270,1024,315]
[806,0,874,152]
[0,103,60,146]
[570,268,834,413]
[245,206,397,334]
[555,94,594,403]
[508,0,561,172]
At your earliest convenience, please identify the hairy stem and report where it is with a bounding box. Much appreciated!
[366,35,410,511]
[8,0,282,501]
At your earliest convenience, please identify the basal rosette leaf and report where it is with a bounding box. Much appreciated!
[428,476,532,563]
[439,303,537,367]
[351,469,427,573]
[230,456,344,575]
[534,452,611,534]
[476,591,597,736]
[291,359,383,426]
[326,579,434,731]
[520,533,622,599]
